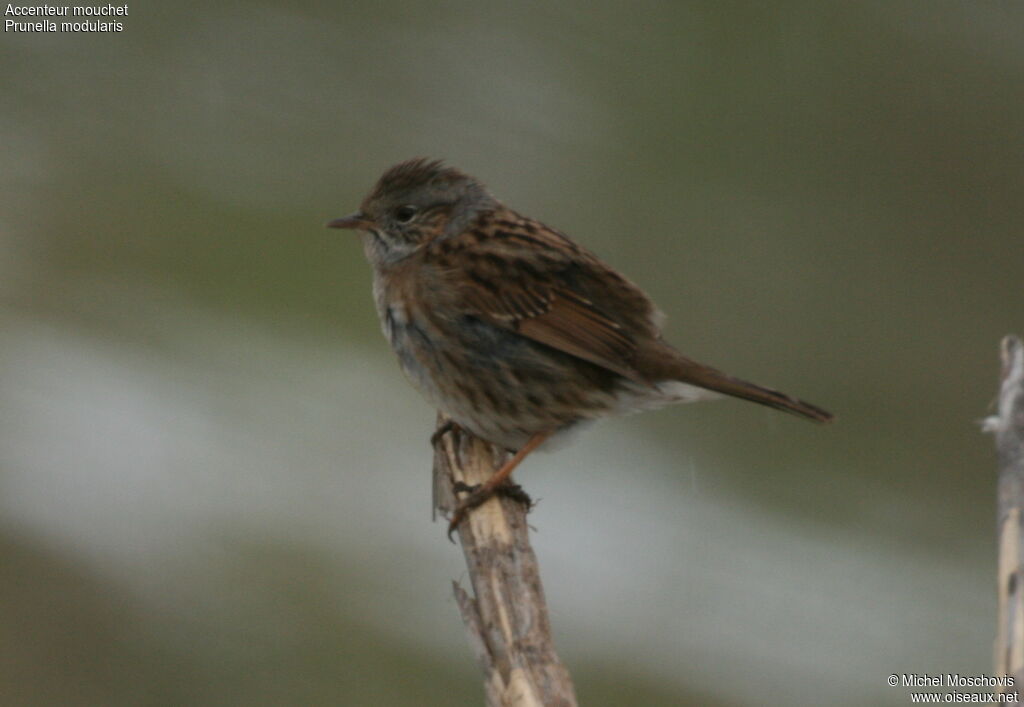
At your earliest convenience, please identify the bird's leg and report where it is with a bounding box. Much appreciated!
[447,431,550,538]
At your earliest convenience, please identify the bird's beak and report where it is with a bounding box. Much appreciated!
[326,212,373,230]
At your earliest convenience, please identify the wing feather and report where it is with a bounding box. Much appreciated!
[428,210,658,384]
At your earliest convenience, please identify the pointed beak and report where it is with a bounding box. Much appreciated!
[326,212,373,230]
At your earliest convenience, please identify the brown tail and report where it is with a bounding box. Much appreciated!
[687,368,833,422]
[643,349,834,422]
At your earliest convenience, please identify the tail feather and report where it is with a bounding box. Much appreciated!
[683,368,833,422]
[641,349,834,423]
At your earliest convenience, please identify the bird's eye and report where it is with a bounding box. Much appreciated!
[394,205,418,223]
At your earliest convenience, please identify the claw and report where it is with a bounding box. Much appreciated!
[447,480,479,540]
[447,512,463,541]
[446,481,533,541]
[497,482,532,507]
[431,420,460,447]
[452,480,478,494]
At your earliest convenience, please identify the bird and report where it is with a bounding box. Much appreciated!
[328,158,832,535]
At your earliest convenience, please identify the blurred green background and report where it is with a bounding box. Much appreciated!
[3,2,1022,705]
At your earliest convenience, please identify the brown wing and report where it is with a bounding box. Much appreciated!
[428,209,660,384]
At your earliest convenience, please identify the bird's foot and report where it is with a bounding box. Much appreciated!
[431,420,462,447]
[447,480,533,540]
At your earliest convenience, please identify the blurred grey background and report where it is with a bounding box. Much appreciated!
[3,2,1022,705]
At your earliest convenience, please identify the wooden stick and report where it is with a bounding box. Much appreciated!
[432,414,578,707]
[985,335,1024,691]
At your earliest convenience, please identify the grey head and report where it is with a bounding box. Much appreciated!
[327,158,498,266]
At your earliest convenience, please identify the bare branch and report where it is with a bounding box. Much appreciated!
[433,414,578,707]
[986,335,1024,689]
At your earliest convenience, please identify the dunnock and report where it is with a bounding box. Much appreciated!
[329,158,832,534]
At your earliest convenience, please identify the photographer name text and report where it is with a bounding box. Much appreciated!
[898,674,1016,689]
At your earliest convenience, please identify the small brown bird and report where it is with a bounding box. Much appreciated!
[329,158,832,534]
